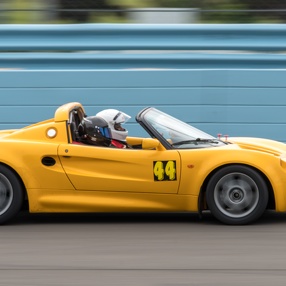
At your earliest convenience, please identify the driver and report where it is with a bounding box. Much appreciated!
[96,109,131,148]
[77,109,131,148]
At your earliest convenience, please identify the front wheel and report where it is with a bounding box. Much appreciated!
[0,165,24,224]
[206,165,268,225]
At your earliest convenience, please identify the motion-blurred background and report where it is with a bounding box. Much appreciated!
[1,0,286,24]
[1,1,286,141]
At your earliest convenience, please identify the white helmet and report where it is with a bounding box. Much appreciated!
[96,109,131,141]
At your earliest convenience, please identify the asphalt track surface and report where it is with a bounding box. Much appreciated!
[2,211,286,286]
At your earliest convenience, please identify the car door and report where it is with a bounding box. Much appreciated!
[58,144,180,194]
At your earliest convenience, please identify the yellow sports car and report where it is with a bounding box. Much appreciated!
[1,101,286,225]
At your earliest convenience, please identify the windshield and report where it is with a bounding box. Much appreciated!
[143,108,224,148]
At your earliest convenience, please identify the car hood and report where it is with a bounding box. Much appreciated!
[229,137,286,156]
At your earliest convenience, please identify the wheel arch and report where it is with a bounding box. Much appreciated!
[198,163,275,214]
[0,162,28,209]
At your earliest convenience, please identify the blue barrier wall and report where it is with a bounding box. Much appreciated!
[0,24,286,141]
[1,69,286,141]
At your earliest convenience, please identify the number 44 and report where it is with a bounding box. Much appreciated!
[153,161,176,181]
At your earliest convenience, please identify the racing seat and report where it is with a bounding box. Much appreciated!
[69,108,85,142]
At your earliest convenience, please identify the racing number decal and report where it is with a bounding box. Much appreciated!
[153,161,165,181]
[153,161,177,181]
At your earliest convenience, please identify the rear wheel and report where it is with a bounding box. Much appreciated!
[206,165,268,225]
[0,165,24,224]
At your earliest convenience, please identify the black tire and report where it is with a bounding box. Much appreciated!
[0,165,24,224]
[206,165,268,225]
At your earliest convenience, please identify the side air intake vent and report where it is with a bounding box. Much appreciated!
[41,157,56,166]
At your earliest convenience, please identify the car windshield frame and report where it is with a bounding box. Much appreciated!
[136,107,225,149]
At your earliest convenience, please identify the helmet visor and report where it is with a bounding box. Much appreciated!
[113,112,131,124]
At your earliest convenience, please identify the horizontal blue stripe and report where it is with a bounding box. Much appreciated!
[1,24,286,51]
[2,52,286,70]
[1,70,286,87]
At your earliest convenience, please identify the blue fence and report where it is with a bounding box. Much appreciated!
[0,24,286,141]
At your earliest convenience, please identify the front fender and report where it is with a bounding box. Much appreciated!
[178,146,286,211]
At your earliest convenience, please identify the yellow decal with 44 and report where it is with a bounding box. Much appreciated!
[153,160,176,181]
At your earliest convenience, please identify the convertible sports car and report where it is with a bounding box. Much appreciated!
[0,101,286,225]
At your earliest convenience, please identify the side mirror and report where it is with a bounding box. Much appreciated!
[142,138,160,150]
